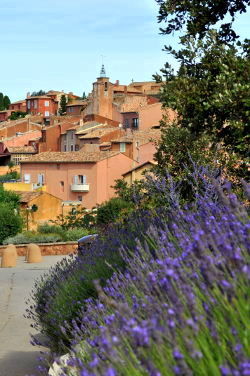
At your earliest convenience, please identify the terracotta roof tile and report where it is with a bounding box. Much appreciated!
[15,191,42,203]
[122,160,156,176]
[75,122,103,135]
[21,150,120,164]
[7,146,37,154]
[79,127,117,139]
[66,100,87,107]
[111,129,161,145]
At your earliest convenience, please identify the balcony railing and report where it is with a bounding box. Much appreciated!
[71,183,89,192]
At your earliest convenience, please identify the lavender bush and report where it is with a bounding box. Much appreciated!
[27,167,250,375]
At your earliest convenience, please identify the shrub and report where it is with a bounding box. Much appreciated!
[62,228,89,242]
[3,232,62,245]
[0,171,20,182]
[27,168,250,375]
[96,197,133,225]
[38,223,64,235]
[0,185,20,208]
[0,203,22,244]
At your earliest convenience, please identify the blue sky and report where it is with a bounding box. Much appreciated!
[0,0,249,102]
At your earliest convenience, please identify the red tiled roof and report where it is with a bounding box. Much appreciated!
[15,191,42,203]
[111,129,161,145]
[78,127,117,139]
[122,160,156,176]
[21,150,120,163]
[7,146,37,154]
[66,100,87,107]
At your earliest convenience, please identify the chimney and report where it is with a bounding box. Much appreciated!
[115,80,119,86]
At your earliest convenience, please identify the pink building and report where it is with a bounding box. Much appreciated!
[121,103,176,131]
[20,151,133,208]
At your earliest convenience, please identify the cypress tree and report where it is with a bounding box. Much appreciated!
[59,94,67,115]
[0,93,4,111]
[3,95,11,110]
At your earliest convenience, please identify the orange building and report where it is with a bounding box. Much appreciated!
[66,100,87,115]
[9,100,27,113]
[0,110,11,122]
[121,103,176,131]
[127,81,163,96]
[20,151,134,208]
[26,96,56,117]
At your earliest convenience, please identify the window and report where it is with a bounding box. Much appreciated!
[34,100,37,109]
[124,119,129,128]
[64,145,67,152]
[104,82,108,91]
[73,175,87,185]
[79,175,87,184]
[75,145,79,151]
[45,101,49,107]
[120,142,126,152]
[71,132,74,140]
[60,181,64,192]
[70,144,74,151]
[24,173,31,183]
[78,196,83,202]
[37,173,44,185]
[44,111,50,117]
[27,101,30,109]
[132,118,139,128]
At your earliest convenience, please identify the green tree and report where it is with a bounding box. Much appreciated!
[82,92,86,100]
[0,185,20,209]
[96,197,133,225]
[154,1,250,179]
[31,90,46,96]
[9,111,27,121]
[0,203,22,244]
[59,94,67,115]
[0,93,4,111]
[156,0,250,41]
[3,95,10,109]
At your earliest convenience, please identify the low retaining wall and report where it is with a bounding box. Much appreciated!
[0,241,78,257]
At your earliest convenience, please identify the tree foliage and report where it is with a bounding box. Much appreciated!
[0,92,11,110]
[154,1,250,180]
[0,203,23,244]
[96,197,133,225]
[9,111,27,120]
[156,0,250,41]
[31,90,46,96]
[0,185,20,209]
[0,187,22,243]
[59,94,67,115]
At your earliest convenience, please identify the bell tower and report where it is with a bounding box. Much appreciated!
[92,65,113,119]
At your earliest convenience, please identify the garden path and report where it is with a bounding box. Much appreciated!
[0,256,65,376]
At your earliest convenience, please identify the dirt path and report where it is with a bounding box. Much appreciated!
[0,256,65,376]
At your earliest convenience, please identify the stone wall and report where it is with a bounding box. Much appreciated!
[0,241,78,257]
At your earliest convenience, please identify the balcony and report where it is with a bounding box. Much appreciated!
[71,183,89,192]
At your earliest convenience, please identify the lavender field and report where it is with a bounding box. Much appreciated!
[27,171,250,376]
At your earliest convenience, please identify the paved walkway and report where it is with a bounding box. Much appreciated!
[0,256,66,376]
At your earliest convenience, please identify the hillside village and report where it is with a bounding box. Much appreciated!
[0,66,175,227]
